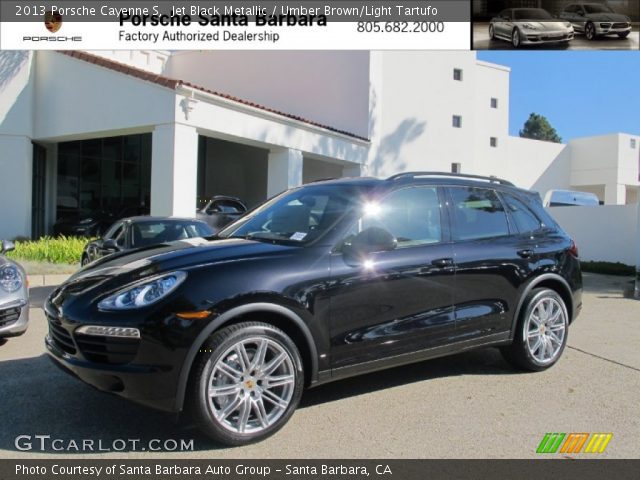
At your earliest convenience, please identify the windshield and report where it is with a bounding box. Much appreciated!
[513,9,553,20]
[584,4,614,14]
[218,184,370,245]
[131,221,213,248]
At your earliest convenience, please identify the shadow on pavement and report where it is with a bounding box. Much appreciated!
[0,347,518,455]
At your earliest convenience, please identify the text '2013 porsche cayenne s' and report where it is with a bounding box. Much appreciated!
[46,173,582,446]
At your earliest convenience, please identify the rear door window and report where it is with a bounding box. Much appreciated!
[449,187,510,241]
[501,193,542,234]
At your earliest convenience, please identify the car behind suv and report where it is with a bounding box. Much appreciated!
[45,173,582,445]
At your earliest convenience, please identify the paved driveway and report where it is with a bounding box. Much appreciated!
[0,273,638,458]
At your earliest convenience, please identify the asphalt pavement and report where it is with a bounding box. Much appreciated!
[0,273,638,459]
[473,23,640,50]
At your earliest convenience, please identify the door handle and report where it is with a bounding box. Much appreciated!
[431,258,454,268]
[517,249,534,259]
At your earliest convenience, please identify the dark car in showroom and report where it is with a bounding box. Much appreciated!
[45,173,582,445]
[80,217,214,266]
[53,205,149,238]
[196,196,247,233]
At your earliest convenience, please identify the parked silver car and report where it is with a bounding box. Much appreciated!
[490,8,574,48]
[560,3,632,40]
[0,240,29,340]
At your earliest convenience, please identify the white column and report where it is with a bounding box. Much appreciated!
[267,148,303,197]
[604,183,626,205]
[150,124,199,218]
[0,135,32,240]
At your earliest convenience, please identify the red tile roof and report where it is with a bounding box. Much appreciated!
[58,51,369,142]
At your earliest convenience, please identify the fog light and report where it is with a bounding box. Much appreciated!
[75,325,140,338]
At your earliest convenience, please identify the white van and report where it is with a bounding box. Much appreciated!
[543,189,600,207]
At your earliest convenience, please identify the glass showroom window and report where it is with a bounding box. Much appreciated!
[452,116,462,128]
[56,134,151,220]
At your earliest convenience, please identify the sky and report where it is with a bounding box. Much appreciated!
[476,51,640,142]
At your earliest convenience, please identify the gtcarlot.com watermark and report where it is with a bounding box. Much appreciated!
[15,435,194,452]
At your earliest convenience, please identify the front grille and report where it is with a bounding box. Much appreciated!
[75,334,140,365]
[0,307,21,328]
[600,23,612,28]
[613,22,629,29]
[47,316,76,354]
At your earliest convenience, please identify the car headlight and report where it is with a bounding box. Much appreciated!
[98,271,187,310]
[565,22,572,28]
[0,265,23,293]
[522,23,539,30]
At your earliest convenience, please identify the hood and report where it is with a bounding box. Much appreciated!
[585,13,628,22]
[67,237,296,284]
[520,21,571,30]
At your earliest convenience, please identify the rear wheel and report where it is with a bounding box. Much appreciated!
[189,322,304,446]
[81,254,90,267]
[489,24,495,40]
[501,288,568,371]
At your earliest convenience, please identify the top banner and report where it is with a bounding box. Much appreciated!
[0,0,638,50]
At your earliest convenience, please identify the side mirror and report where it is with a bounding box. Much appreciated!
[102,239,120,252]
[1,239,15,254]
[342,227,397,265]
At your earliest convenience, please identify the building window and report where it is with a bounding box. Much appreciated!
[490,137,498,147]
[631,138,637,149]
[452,115,462,128]
[453,68,463,81]
[56,134,152,221]
[451,163,461,173]
[491,98,498,108]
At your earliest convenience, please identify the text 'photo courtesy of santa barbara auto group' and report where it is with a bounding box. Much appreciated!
[0,0,638,479]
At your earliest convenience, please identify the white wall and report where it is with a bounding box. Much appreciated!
[34,52,175,140]
[367,51,510,178]
[166,51,370,139]
[547,204,638,265]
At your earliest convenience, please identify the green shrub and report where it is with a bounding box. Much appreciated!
[6,236,89,265]
[581,261,635,277]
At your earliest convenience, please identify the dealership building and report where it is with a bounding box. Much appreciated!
[0,49,638,240]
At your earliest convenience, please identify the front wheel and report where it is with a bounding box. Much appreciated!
[489,24,495,40]
[501,288,568,371]
[512,28,522,48]
[585,22,596,40]
[189,322,304,446]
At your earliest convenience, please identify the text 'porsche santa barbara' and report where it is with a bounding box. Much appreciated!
[45,173,582,446]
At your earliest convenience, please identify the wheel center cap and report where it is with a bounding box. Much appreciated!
[245,379,255,389]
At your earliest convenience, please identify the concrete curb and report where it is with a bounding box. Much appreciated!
[27,274,72,288]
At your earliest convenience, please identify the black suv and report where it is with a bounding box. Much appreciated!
[45,172,582,445]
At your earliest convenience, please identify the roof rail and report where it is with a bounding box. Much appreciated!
[386,171,514,186]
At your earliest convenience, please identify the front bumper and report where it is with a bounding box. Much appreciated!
[595,23,632,35]
[522,30,574,44]
[43,302,199,412]
[0,299,29,337]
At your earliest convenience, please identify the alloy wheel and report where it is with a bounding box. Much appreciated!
[524,297,566,365]
[207,336,296,434]
[586,23,595,40]
[512,29,520,48]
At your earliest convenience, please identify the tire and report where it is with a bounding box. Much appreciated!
[585,22,596,40]
[489,24,495,40]
[618,31,630,39]
[81,255,90,267]
[188,322,304,446]
[511,28,521,48]
[500,288,569,372]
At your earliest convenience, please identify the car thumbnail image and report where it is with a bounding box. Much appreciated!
[559,3,632,40]
[489,8,574,48]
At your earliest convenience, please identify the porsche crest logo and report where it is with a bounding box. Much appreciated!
[44,11,63,33]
